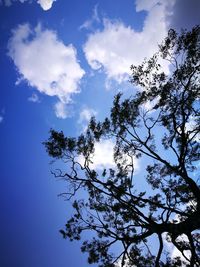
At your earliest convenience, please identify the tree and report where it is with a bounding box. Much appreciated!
[44,26,200,266]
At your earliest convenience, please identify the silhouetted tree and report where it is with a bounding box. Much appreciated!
[44,26,200,266]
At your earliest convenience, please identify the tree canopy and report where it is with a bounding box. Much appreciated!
[44,26,200,266]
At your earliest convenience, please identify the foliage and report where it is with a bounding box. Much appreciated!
[44,26,200,266]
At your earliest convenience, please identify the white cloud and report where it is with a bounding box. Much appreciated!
[0,0,56,10]
[135,0,175,12]
[135,0,159,12]
[91,139,116,169]
[174,115,200,143]
[171,234,191,262]
[78,139,139,172]
[78,139,115,170]
[54,101,69,119]
[142,96,160,112]
[164,232,191,264]
[8,23,85,118]
[37,0,56,11]
[79,107,97,122]
[83,1,174,83]
[185,116,200,142]
[79,4,100,30]
[28,93,40,103]
[164,203,198,265]
[78,107,97,132]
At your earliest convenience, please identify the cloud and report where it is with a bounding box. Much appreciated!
[78,139,116,170]
[37,0,56,10]
[135,0,175,12]
[0,0,56,10]
[8,23,85,118]
[136,0,199,32]
[91,139,116,169]
[185,116,200,142]
[167,0,200,30]
[28,93,40,103]
[54,101,73,119]
[171,234,191,262]
[164,202,198,264]
[83,1,174,83]
[79,4,100,30]
[78,107,97,132]
[78,110,140,170]
[164,229,191,264]
[78,138,139,172]
[142,97,160,112]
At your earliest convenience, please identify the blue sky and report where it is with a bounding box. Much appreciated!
[0,0,200,266]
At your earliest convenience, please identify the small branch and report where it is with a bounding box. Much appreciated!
[155,233,163,267]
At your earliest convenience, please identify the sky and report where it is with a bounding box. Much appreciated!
[0,0,200,266]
